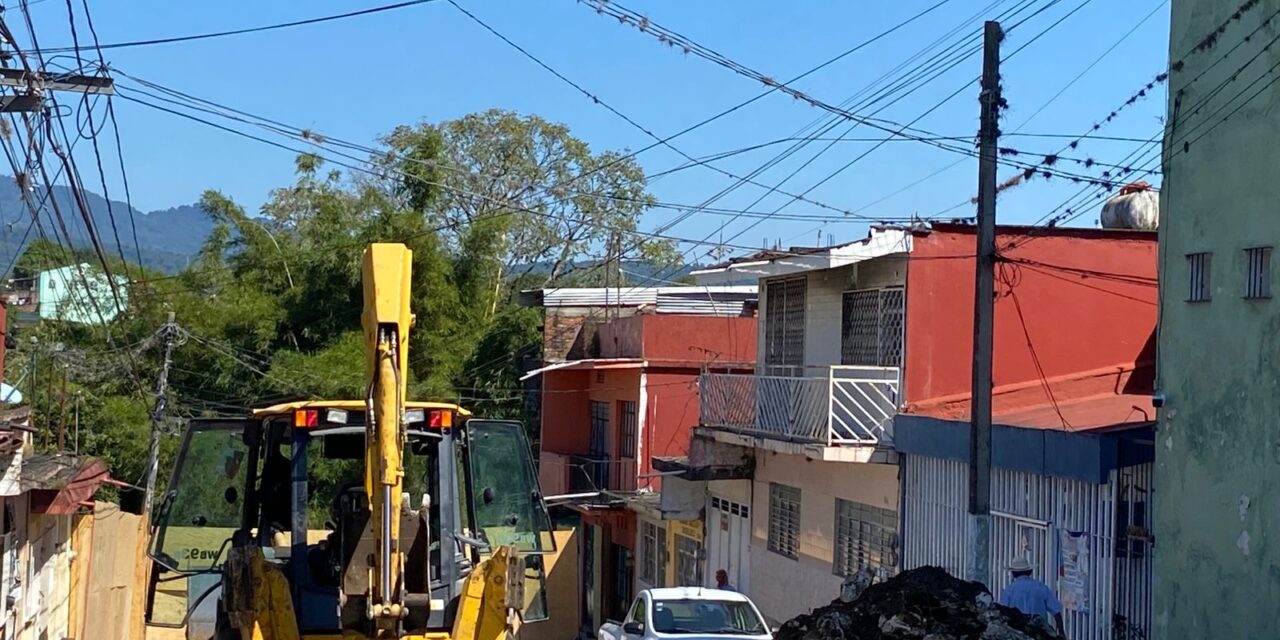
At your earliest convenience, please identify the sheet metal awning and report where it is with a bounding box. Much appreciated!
[519,358,646,381]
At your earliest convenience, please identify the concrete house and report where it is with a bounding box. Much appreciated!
[35,264,128,325]
[673,223,1157,625]
[520,286,756,635]
[1154,2,1280,637]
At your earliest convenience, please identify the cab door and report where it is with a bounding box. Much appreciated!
[463,419,556,622]
[146,418,255,633]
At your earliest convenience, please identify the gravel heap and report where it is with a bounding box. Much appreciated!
[774,566,1058,640]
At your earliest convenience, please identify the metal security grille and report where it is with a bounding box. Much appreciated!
[1187,252,1211,302]
[675,534,701,586]
[640,521,659,585]
[620,400,637,458]
[589,401,610,456]
[834,499,899,577]
[768,483,801,560]
[1246,247,1272,299]
[841,287,904,367]
[765,277,806,367]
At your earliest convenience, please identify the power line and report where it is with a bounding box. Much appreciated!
[447,0,886,222]
[24,0,441,54]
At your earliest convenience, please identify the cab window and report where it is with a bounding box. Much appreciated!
[148,419,251,626]
[465,420,555,552]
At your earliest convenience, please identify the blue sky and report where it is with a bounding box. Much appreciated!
[24,0,1170,263]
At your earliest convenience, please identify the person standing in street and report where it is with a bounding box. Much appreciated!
[714,569,736,592]
[998,558,1065,637]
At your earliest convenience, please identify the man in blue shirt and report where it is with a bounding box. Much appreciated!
[714,569,736,592]
[998,558,1064,637]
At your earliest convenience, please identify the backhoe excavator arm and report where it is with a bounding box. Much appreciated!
[361,244,415,631]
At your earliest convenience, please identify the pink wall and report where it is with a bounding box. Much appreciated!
[904,225,1157,408]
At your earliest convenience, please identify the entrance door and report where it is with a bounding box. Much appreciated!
[990,512,1050,598]
[705,495,750,592]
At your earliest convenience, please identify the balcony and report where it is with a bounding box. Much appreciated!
[539,452,637,502]
[699,365,900,449]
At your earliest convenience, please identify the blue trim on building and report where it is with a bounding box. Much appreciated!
[893,414,1155,484]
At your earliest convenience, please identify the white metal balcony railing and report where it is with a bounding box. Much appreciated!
[699,365,900,446]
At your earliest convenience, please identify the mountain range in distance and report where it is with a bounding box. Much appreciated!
[0,178,213,275]
[0,179,712,282]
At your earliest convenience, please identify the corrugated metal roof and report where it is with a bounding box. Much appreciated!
[520,285,756,316]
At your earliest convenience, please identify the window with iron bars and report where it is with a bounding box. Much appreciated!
[764,277,806,369]
[639,520,668,586]
[768,483,801,560]
[589,401,610,456]
[674,534,701,586]
[833,499,898,578]
[620,400,637,458]
[1245,247,1272,299]
[841,287,904,367]
[1187,252,1211,302]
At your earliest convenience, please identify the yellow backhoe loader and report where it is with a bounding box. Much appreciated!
[143,244,554,639]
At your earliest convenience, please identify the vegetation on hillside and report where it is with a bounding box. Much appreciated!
[3,109,677,500]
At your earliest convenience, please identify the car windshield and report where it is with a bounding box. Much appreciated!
[650,599,766,635]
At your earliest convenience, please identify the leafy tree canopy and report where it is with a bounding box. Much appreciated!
[5,109,677,495]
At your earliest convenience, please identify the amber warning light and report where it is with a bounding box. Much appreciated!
[406,408,452,429]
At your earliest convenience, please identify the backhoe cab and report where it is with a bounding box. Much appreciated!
[144,244,555,639]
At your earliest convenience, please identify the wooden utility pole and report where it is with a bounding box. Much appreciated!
[143,312,178,521]
[56,365,67,451]
[967,20,1002,587]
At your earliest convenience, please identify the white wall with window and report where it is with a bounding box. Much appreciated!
[747,450,899,622]
[637,519,668,589]
[756,258,906,374]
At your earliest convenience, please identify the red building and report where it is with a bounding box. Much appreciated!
[681,222,1157,623]
[521,287,756,632]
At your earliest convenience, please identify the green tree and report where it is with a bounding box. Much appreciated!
[16,109,674,506]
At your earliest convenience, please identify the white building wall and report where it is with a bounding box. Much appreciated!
[705,478,752,586]
[801,268,847,369]
[757,260,907,372]
[746,451,899,622]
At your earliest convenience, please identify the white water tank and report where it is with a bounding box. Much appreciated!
[1101,181,1159,230]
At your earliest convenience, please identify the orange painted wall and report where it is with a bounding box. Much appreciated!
[904,225,1157,405]
[598,315,757,363]
[640,315,757,363]
[540,368,591,455]
[640,370,702,493]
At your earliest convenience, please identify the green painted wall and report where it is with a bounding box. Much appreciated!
[1157,2,1280,638]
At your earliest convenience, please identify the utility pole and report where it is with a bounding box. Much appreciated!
[56,364,67,451]
[143,312,178,521]
[967,20,1002,587]
[73,391,80,455]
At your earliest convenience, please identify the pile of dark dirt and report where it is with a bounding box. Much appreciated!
[774,566,1057,640]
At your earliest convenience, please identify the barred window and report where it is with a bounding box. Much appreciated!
[620,400,638,458]
[833,499,898,578]
[640,521,669,586]
[1187,252,1211,302]
[590,401,610,456]
[841,287,905,367]
[764,277,806,368]
[768,483,801,560]
[1245,247,1272,299]
[640,521,659,585]
[674,534,701,586]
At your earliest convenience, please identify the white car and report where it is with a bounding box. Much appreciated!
[599,587,775,640]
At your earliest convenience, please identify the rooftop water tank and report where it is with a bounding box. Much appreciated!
[1100,181,1159,231]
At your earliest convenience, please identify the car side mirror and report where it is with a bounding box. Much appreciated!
[623,621,644,635]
